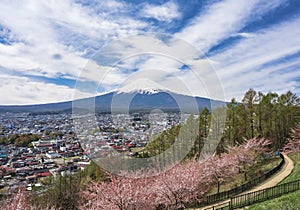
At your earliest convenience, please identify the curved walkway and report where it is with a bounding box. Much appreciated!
[195,153,294,210]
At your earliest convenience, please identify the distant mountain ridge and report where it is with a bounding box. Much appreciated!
[0,90,226,114]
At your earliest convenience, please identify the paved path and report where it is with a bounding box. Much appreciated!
[194,153,294,210]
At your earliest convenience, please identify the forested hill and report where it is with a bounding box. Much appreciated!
[141,89,300,158]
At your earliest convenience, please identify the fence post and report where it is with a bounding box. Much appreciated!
[229,197,232,210]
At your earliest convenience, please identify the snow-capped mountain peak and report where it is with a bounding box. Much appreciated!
[116,79,169,95]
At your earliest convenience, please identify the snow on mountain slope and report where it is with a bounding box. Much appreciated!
[116,79,170,95]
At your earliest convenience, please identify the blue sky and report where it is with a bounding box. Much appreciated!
[0,0,299,104]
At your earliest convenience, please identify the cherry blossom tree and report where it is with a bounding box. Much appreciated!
[200,138,270,192]
[226,138,271,181]
[283,124,300,153]
[80,174,155,210]
[154,160,212,209]
[3,188,56,210]
[80,138,272,209]
[80,161,213,210]
[203,154,237,193]
[3,188,27,210]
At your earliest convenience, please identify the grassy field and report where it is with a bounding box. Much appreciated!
[246,153,300,210]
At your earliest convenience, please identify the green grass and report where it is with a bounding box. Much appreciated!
[280,153,300,184]
[245,190,300,210]
[246,153,300,210]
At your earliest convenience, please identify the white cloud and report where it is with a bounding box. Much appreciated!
[0,75,92,105]
[0,0,146,79]
[211,17,300,100]
[172,0,298,101]
[140,1,181,22]
[0,41,87,78]
[176,0,287,53]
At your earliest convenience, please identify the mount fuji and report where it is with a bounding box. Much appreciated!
[0,80,226,113]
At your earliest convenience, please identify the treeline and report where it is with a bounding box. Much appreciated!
[221,89,299,151]
[0,134,41,147]
[142,89,300,157]
[0,131,66,147]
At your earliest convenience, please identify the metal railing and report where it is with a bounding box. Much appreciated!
[228,179,300,209]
